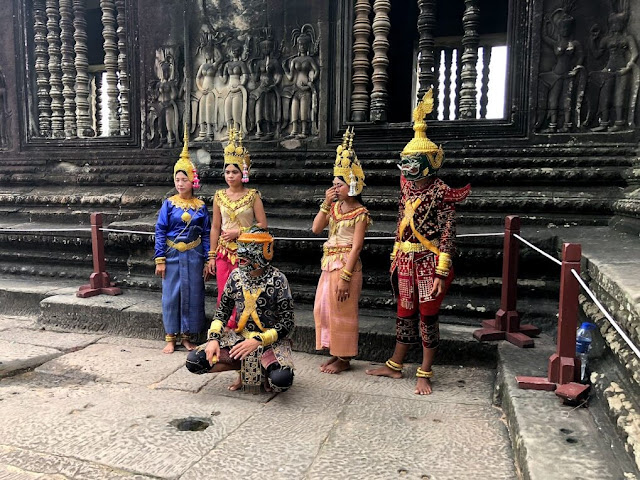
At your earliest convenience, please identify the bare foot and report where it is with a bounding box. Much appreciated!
[323,358,350,374]
[228,374,242,391]
[365,364,402,378]
[162,342,175,354]
[415,377,432,395]
[182,339,197,351]
[320,356,338,372]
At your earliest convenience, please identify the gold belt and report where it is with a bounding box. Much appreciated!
[394,239,439,254]
[166,238,201,252]
[323,245,352,256]
[218,237,238,251]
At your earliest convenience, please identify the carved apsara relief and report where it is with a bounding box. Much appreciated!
[148,16,319,145]
[536,0,639,133]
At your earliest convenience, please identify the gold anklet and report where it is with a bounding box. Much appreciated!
[165,334,176,342]
[416,367,434,378]
[385,359,403,372]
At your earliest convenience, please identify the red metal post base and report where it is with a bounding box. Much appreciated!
[515,243,586,403]
[473,216,540,348]
[77,213,122,298]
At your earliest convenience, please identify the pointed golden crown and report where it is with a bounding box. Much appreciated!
[224,126,251,174]
[174,127,197,182]
[401,89,444,171]
[334,126,365,196]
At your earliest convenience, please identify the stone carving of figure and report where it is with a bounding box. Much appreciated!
[282,24,319,139]
[249,29,283,139]
[222,39,250,135]
[194,32,225,140]
[535,2,586,133]
[0,64,10,149]
[588,0,639,132]
[148,47,181,147]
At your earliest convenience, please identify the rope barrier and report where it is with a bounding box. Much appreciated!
[101,228,155,235]
[0,227,92,233]
[513,233,562,266]
[0,227,507,241]
[571,269,640,361]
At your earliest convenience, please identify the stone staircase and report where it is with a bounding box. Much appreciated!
[0,144,635,333]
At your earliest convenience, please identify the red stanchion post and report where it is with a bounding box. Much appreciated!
[77,213,122,298]
[473,215,540,347]
[516,243,589,402]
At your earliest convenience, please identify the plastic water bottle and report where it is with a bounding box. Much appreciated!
[576,322,595,383]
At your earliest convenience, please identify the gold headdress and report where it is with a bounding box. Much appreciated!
[174,127,200,188]
[224,126,251,183]
[400,89,444,176]
[334,127,365,196]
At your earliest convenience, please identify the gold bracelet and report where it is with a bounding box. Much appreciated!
[339,273,352,282]
[341,268,352,277]
[155,257,166,265]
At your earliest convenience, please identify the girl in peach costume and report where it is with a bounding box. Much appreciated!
[312,128,371,374]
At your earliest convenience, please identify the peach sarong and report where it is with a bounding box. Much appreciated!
[313,266,362,357]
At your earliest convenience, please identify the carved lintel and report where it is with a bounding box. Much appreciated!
[350,0,372,122]
[46,0,64,138]
[370,0,391,123]
[74,0,94,137]
[34,0,51,137]
[459,0,480,119]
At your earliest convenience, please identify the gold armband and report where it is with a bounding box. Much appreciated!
[257,328,278,346]
[155,257,166,265]
[435,252,451,278]
[207,319,224,339]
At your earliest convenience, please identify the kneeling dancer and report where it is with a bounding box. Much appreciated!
[366,90,470,395]
[186,227,295,393]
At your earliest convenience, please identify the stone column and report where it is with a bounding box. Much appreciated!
[443,48,453,120]
[459,0,480,119]
[350,0,372,122]
[417,0,437,101]
[94,72,103,136]
[46,0,65,138]
[115,0,130,136]
[101,0,120,135]
[74,0,94,137]
[369,0,390,123]
[34,0,51,137]
[59,0,77,138]
[479,46,491,119]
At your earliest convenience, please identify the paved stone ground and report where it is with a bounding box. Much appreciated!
[0,315,516,480]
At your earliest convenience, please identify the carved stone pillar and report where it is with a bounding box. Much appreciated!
[101,0,120,135]
[46,0,64,138]
[350,0,372,122]
[74,0,94,137]
[443,48,453,120]
[459,0,480,119]
[417,0,437,101]
[370,0,391,123]
[59,0,77,138]
[479,46,491,119]
[115,0,130,136]
[94,73,103,136]
[34,0,51,137]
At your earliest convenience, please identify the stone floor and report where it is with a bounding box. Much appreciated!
[0,314,637,480]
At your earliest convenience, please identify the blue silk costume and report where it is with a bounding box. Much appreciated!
[154,195,211,336]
